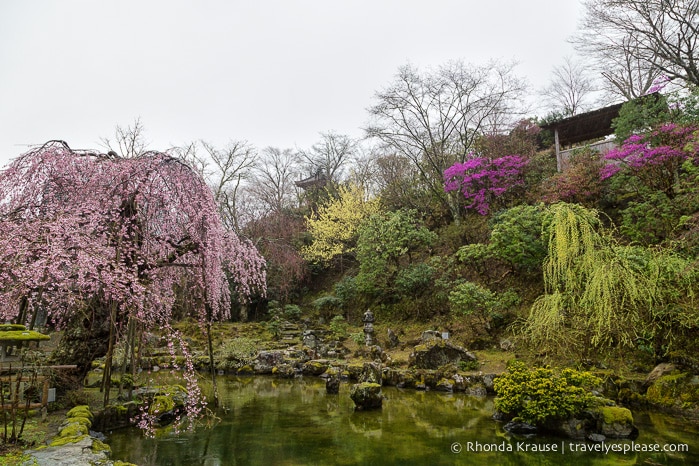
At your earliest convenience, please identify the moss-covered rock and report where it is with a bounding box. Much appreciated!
[435,378,454,392]
[594,406,638,439]
[409,340,476,370]
[48,433,89,447]
[598,405,633,424]
[66,405,93,421]
[62,415,92,429]
[0,329,50,341]
[349,382,383,410]
[645,371,699,410]
[346,362,365,380]
[149,395,176,416]
[358,362,382,384]
[303,359,330,376]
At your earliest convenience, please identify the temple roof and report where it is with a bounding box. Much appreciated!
[540,103,624,146]
[540,93,662,146]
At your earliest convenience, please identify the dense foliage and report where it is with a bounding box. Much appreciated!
[355,209,436,299]
[522,203,697,356]
[494,361,601,426]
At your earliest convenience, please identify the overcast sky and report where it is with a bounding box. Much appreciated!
[0,0,583,168]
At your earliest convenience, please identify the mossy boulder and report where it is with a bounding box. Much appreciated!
[303,359,330,376]
[592,405,638,439]
[62,415,92,429]
[409,340,476,370]
[435,378,454,392]
[645,371,699,410]
[346,362,365,380]
[38,404,114,466]
[358,362,382,384]
[254,350,285,373]
[53,419,90,447]
[66,405,93,421]
[149,395,176,416]
[349,382,383,410]
[0,330,51,343]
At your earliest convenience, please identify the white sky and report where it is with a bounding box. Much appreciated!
[0,0,583,168]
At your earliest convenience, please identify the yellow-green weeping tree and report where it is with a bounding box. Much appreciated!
[301,184,380,265]
[522,203,698,357]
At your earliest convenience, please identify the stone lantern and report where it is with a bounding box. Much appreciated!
[363,309,375,346]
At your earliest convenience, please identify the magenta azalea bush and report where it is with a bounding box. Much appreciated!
[444,154,528,215]
[601,123,699,196]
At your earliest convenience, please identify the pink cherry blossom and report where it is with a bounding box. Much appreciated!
[0,140,266,433]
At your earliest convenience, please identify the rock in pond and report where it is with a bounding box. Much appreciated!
[350,382,383,410]
[326,374,341,394]
[593,405,639,439]
[504,421,538,436]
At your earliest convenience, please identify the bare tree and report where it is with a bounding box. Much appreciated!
[344,143,380,197]
[100,117,149,158]
[365,60,527,221]
[172,140,256,232]
[248,147,301,214]
[298,131,356,184]
[540,57,596,116]
[573,0,699,97]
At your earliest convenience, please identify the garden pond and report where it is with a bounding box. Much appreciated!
[108,376,699,465]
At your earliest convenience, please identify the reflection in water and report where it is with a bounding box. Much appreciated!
[108,376,699,465]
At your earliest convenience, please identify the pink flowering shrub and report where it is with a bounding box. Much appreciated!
[444,154,528,215]
[601,123,699,197]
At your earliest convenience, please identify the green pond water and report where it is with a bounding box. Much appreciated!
[108,376,699,465]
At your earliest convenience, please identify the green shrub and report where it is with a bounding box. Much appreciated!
[454,204,549,274]
[328,315,349,338]
[489,204,549,272]
[449,281,497,316]
[355,209,436,298]
[217,337,258,366]
[458,359,480,371]
[334,276,358,308]
[493,361,601,426]
[395,263,434,297]
[266,317,282,340]
[350,332,365,345]
[448,281,519,331]
[619,191,680,244]
[612,93,671,142]
[283,304,302,321]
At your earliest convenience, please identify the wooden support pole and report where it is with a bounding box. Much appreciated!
[555,128,562,172]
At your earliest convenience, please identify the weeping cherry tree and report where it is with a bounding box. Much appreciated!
[0,141,266,430]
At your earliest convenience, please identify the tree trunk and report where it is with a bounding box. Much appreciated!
[49,302,111,388]
[207,321,219,408]
[102,302,117,407]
